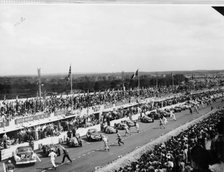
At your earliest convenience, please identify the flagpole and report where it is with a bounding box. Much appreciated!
[70,65,72,94]
[137,70,140,98]
[37,68,41,98]
[70,64,74,111]
[122,71,125,98]
[172,73,174,89]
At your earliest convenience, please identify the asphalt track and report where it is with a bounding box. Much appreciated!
[6,100,224,172]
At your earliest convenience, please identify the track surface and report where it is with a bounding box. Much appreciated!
[5,100,224,172]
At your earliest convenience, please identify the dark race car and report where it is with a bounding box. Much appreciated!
[42,144,61,157]
[149,111,160,120]
[86,128,102,141]
[67,134,82,147]
[114,120,135,130]
[140,115,154,123]
[101,123,117,134]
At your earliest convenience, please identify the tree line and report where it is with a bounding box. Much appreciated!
[0,74,188,100]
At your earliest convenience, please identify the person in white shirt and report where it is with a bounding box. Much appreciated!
[100,134,109,151]
[170,111,176,121]
[48,149,57,169]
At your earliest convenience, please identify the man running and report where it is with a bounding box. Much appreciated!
[124,123,131,136]
[170,110,176,121]
[101,134,110,151]
[134,121,140,133]
[163,116,168,125]
[159,116,165,129]
[48,149,57,170]
[116,130,124,146]
[60,145,72,164]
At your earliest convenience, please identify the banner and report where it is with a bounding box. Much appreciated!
[54,110,67,116]
[15,113,50,125]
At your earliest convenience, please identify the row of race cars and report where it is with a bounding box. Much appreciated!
[85,102,195,141]
[11,100,202,165]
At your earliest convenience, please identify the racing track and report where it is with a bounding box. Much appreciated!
[5,100,224,172]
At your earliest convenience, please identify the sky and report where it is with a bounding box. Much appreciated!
[0,5,224,76]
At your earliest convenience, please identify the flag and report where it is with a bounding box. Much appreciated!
[123,83,126,91]
[65,65,71,81]
[131,69,139,79]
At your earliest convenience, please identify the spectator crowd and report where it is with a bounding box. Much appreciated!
[0,88,222,150]
[0,87,191,122]
[116,109,224,172]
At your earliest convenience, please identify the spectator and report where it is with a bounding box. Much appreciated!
[190,145,211,172]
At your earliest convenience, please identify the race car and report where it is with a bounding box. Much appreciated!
[125,120,135,128]
[42,144,61,157]
[114,120,135,130]
[13,146,36,165]
[86,128,102,141]
[149,111,160,120]
[67,134,82,147]
[101,123,117,134]
[140,115,154,123]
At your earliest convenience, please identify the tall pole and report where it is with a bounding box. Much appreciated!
[137,70,140,97]
[121,71,125,98]
[37,68,41,98]
[70,66,72,94]
[138,70,140,90]
[70,65,73,111]
[172,73,174,89]
[156,75,158,89]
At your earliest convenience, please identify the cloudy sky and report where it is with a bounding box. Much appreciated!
[0,5,224,76]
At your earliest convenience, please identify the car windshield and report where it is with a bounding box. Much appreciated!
[17,147,32,153]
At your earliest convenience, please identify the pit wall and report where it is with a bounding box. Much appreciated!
[95,109,218,172]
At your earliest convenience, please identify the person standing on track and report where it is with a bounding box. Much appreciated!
[48,148,57,170]
[60,145,72,164]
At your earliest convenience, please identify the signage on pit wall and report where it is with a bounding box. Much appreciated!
[15,113,50,125]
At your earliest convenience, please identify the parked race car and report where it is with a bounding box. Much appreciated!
[13,146,36,165]
[140,115,154,123]
[149,111,160,120]
[114,120,135,130]
[101,123,117,134]
[86,128,102,141]
[125,120,135,128]
[42,144,61,157]
[67,134,82,147]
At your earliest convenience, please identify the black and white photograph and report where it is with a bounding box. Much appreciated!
[0,4,224,172]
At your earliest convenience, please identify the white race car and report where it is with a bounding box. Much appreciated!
[13,146,36,165]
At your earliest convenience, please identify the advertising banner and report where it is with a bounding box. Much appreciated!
[15,113,50,125]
